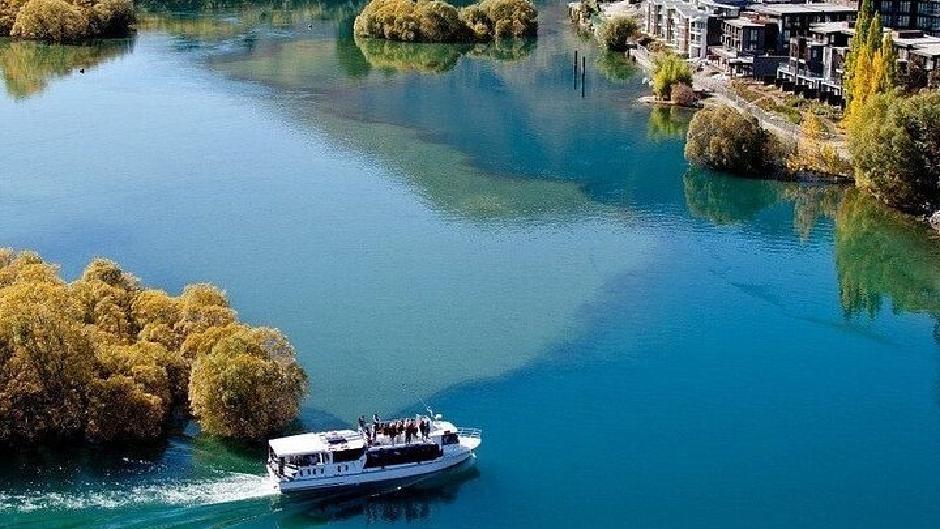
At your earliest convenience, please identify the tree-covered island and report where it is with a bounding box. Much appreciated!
[354,0,537,42]
[0,0,134,41]
[0,249,307,446]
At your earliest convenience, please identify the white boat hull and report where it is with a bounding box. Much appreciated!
[270,441,478,494]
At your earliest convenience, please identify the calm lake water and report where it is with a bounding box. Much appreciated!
[3,1,940,527]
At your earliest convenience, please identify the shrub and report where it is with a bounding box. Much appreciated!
[786,113,851,177]
[87,0,133,37]
[684,104,783,175]
[598,16,637,52]
[651,52,691,101]
[670,82,695,107]
[847,90,940,213]
[11,0,88,41]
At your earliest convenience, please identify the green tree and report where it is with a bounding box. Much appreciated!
[598,16,638,52]
[684,104,785,175]
[651,52,691,101]
[847,90,940,213]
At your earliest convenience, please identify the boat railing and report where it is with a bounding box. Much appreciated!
[457,427,482,439]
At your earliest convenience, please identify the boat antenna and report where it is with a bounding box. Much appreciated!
[400,384,435,418]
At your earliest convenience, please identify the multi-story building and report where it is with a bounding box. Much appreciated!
[776,23,940,103]
[872,0,940,37]
[646,0,740,59]
[715,15,787,78]
[776,21,853,103]
[750,3,858,49]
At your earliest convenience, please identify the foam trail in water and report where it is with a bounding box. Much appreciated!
[0,473,276,513]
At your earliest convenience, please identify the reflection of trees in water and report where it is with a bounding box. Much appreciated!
[682,169,782,225]
[355,37,471,73]
[354,36,534,74]
[137,0,362,40]
[0,438,170,489]
[685,170,940,332]
[834,190,940,320]
[647,106,689,142]
[286,463,480,524]
[595,51,636,83]
[0,39,132,99]
[780,184,844,240]
[683,169,845,238]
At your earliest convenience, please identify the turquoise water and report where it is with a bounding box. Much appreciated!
[2,1,940,527]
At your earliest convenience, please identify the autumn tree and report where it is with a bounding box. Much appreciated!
[189,325,308,439]
[0,250,308,446]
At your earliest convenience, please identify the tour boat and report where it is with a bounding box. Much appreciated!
[266,413,482,494]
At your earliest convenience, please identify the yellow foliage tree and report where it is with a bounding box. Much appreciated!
[0,249,308,446]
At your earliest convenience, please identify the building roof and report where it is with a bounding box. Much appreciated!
[752,3,856,16]
[724,16,774,27]
[810,21,853,34]
[911,43,940,57]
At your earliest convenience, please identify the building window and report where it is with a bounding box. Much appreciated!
[918,15,931,27]
[899,1,910,12]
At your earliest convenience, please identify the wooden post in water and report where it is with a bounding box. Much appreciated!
[581,56,586,98]
[574,50,579,90]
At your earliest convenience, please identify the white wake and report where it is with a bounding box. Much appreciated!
[0,473,276,513]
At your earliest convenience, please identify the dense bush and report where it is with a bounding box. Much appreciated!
[684,104,784,175]
[0,250,308,445]
[354,0,536,42]
[598,16,637,52]
[786,113,851,178]
[1,0,133,41]
[847,90,940,214]
[651,52,691,101]
[461,0,536,40]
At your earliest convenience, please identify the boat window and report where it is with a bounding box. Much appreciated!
[364,444,443,468]
[442,433,459,445]
[332,447,366,463]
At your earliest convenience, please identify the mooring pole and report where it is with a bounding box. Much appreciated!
[581,56,586,98]
[574,50,579,89]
